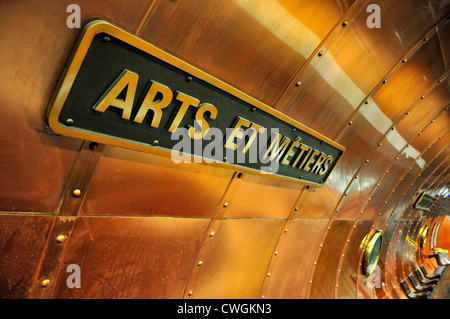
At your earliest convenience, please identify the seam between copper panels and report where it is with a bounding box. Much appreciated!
[181,171,237,299]
[135,0,158,37]
[272,0,370,110]
[258,188,307,299]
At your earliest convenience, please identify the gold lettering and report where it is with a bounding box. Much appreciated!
[168,92,200,132]
[281,138,302,166]
[93,69,138,120]
[291,144,309,168]
[188,103,218,140]
[303,149,320,172]
[134,81,173,128]
[242,123,266,154]
[225,117,251,150]
[263,134,292,163]
[310,152,328,174]
[319,156,334,175]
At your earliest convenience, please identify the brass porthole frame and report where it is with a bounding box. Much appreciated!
[362,230,383,276]
[418,225,429,249]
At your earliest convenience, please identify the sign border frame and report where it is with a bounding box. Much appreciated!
[46,20,346,187]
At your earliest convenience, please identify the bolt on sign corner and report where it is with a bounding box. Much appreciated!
[47,20,345,186]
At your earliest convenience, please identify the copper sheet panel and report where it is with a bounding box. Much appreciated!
[186,219,283,299]
[0,215,53,298]
[370,34,445,122]
[29,217,76,298]
[80,146,234,218]
[410,113,449,152]
[262,220,328,298]
[0,0,153,214]
[395,82,450,142]
[276,0,438,139]
[0,127,80,213]
[309,220,354,298]
[50,216,209,299]
[337,220,372,299]
[218,174,303,219]
[143,0,355,107]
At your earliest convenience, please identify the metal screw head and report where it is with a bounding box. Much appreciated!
[65,118,74,126]
[209,231,215,237]
[72,189,82,197]
[56,235,66,243]
[41,279,50,287]
[223,202,229,207]
[198,261,203,267]
[296,81,302,87]
[342,20,349,27]
[89,142,99,150]
[188,291,193,296]
[318,51,323,57]
[152,140,159,146]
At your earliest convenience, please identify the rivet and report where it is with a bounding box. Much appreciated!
[402,59,407,63]
[65,118,74,126]
[284,228,288,233]
[261,295,265,299]
[251,107,257,112]
[102,36,111,43]
[267,273,271,277]
[314,262,317,265]
[327,226,331,230]
[348,121,352,126]
[365,160,369,163]
[320,244,323,248]
[365,100,369,104]
[41,279,50,287]
[423,37,429,42]
[188,291,193,296]
[382,79,387,84]
[295,206,299,211]
[421,96,425,99]
[378,143,382,146]
[274,251,278,256]
[198,261,203,266]
[223,202,229,207]
[152,140,159,146]
[318,51,323,57]
[296,81,302,87]
[342,20,349,27]
[209,231,215,237]
[309,281,312,284]
[186,76,193,82]
[56,235,66,243]
[72,189,82,197]
[405,112,409,115]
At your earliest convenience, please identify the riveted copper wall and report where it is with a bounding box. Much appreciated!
[1,0,449,299]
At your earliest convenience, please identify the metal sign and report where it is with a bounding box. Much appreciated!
[47,20,345,186]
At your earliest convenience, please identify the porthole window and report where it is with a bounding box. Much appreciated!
[362,230,383,276]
